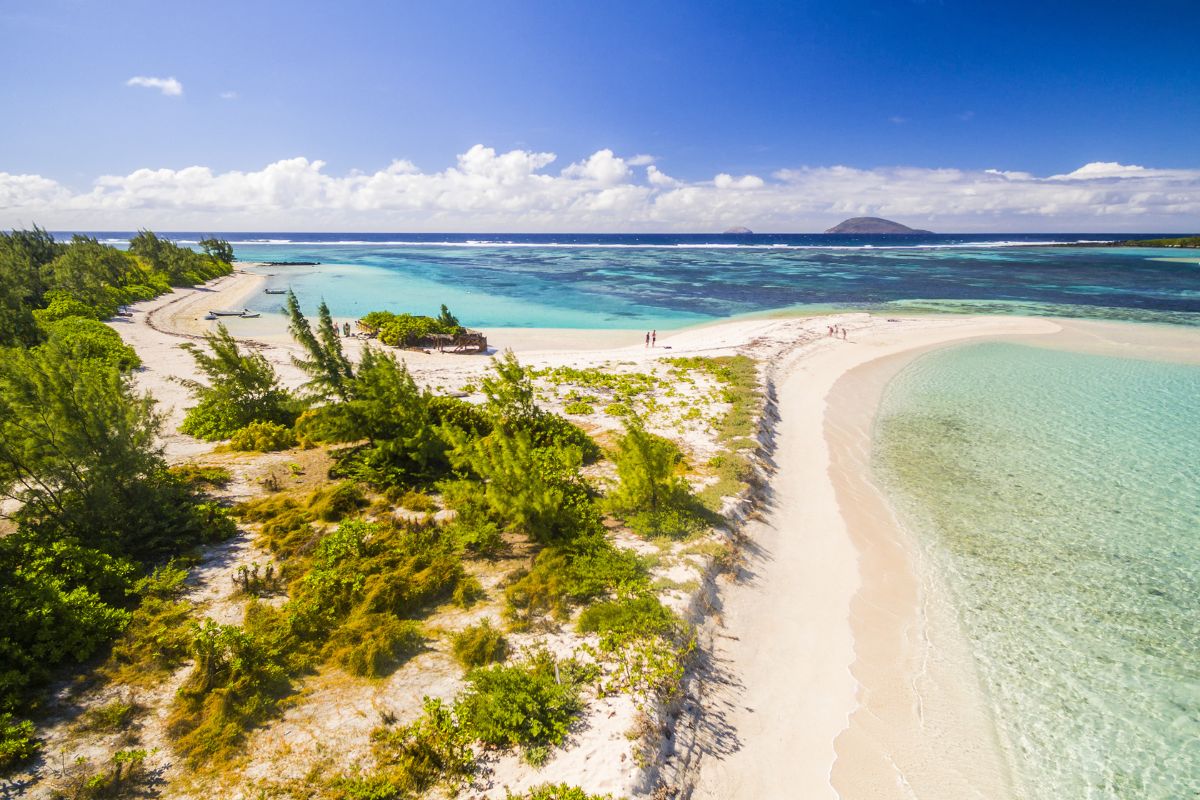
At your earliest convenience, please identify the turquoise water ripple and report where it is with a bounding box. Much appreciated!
[875,343,1199,799]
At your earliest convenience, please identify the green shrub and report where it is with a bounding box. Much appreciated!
[31,292,110,324]
[360,308,464,348]
[452,575,484,608]
[318,348,459,488]
[102,566,194,685]
[444,514,505,556]
[393,489,438,513]
[455,650,590,757]
[603,402,631,417]
[308,481,367,522]
[229,420,297,452]
[167,619,293,766]
[507,785,613,800]
[0,714,38,773]
[79,698,140,732]
[179,324,300,440]
[562,400,594,416]
[529,413,601,462]
[328,613,424,678]
[428,394,492,438]
[291,520,468,636]
[41,315,141,369]
[234,494,318,558]
[606,421,709,538]
[343,697,475,796]
[451,620,508,669]
[169,464,232,488]
[104,597,192,680]
[579,595,692,701]
[505,534,647,626]
[577,595,676,639]
[0,534,135,712]
[450,429,602,544]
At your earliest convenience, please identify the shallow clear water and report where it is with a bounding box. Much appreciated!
[875,342,1200,799]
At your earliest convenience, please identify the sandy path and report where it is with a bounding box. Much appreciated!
[685,316,1058,800]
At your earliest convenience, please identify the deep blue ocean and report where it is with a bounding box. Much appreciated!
[78,231,1200,329]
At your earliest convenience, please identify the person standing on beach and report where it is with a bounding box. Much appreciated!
[645,332,650,348]
[652,330,657,347]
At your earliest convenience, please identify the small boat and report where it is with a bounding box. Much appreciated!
[211,309,244,316]
[240,310,261,318]
[264,288,288,295]
[204,312,218,320]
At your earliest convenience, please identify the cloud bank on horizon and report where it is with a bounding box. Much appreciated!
[2,146,1197,232]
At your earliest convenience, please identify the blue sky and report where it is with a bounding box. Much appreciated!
[2,0,1199,231]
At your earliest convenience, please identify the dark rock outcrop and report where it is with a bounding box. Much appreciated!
[824,217,932,234]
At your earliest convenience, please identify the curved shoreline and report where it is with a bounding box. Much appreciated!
[826,342,1021,799]
[680,315,1059,799]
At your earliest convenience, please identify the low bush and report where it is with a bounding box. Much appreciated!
[427,394,492,438]
[335,698,474,797]
[437,479,506,555]
[452,575,484,608]
[524,413,601,463]
[606,421,710,538]
[578,594,692,702]
[507,785,613,800]
[562,400,594,416]
[309,481,367,522]
[0,713,37,773]
[53,747,152,799]
[446,516,505,556]
[42,315,142,370]
[505,534,647,627]
[450,429,602,544]
[603,402,631,417]
[361,308,464,348]
[577,594,677,640]
[290,521,468,635]
[167,619,294,766]
[455,649,591,759]
[234,494,318,558]
[451,620,508,669]
[79,698,140,733]
[169,464,232,488]
[32,292,111,324]
[103,567,195,685]
[328,613,424,678]
[393,488,438,513]
[229,420,297,452]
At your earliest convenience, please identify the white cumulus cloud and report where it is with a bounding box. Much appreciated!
[2,150,1198,232]
[126,76,183,96]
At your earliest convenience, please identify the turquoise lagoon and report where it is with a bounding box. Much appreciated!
[191,235,1200,329]
[874,342,1200,799]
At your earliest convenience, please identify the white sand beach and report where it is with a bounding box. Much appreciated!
[106,277,1066,798]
